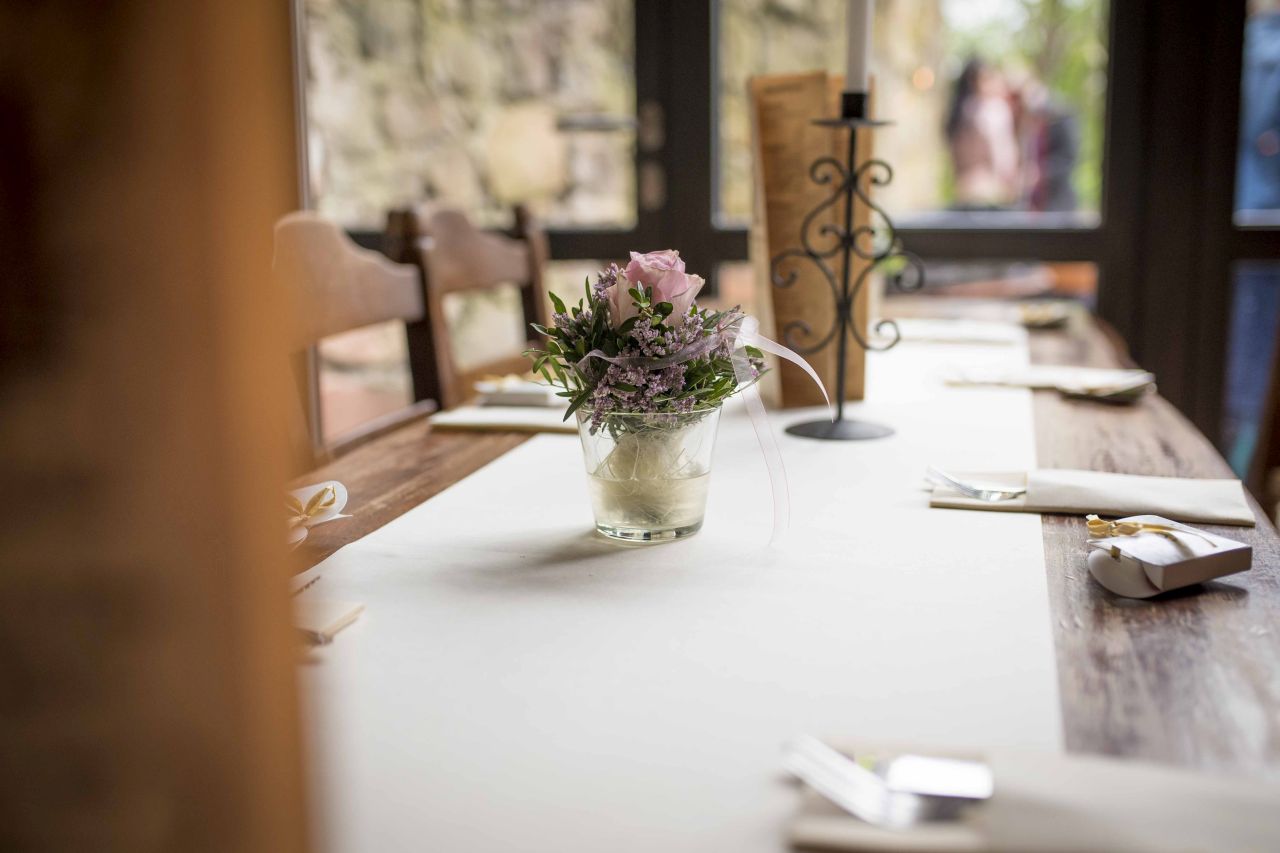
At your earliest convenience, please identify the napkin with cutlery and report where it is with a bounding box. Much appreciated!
[291,568,363,645]
[928,469,1255,526]
[427,375,573,434]
[473,374,561,407]
[294,598,364,645]
[789,739,1280,852]
[945,365,1155,399]
[429,404,576,434]
[876,318,1027,346]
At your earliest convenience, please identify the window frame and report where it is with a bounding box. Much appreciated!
[307,0,1280,444]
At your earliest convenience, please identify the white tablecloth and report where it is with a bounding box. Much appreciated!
[302,341,1061,852]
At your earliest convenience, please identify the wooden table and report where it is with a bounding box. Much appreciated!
[297,300,1280,781]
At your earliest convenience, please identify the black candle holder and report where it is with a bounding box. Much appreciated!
[769,91,925,441]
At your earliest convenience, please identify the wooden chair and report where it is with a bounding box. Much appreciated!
[384,204,550,410]
[273,211,434,467]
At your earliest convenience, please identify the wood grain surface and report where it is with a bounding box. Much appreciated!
[294,300,1280,778]
[1029,311,1280,780]
[294,422,528,565]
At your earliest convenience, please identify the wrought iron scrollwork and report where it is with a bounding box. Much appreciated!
[769,155,925,356]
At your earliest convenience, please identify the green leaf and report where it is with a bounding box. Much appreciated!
[744,345,764,360]
[592,302,605,338]
[628,287,645,306]
[549,291,566,315]
[617,316,638,336]
[563,387,592,421]
[654,301,673,318]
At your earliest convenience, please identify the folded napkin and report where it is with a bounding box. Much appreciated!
[929,469,1254,526]
[878,318,1026,346]
[473,375,560,407]
[294,597,364,644]
[946,365,1154,396]
[429,405,576,434]
[791,741,1280,852]
[1017,301,1072,329]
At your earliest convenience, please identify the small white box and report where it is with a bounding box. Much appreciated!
[1086,514,1251,598]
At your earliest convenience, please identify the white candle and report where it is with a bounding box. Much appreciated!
[845,0,873,92]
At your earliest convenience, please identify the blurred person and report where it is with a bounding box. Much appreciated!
[1017,78,1080,212]
[944,57,1021,209]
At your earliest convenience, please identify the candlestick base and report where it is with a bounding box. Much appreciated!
[785,418,894,441]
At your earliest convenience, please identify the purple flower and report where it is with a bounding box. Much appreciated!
[593,264,622,303]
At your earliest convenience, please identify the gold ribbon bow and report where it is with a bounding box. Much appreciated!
[287,485,336,531]
[1085,514,1216,558]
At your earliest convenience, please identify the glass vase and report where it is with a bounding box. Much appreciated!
[575,408,722,542]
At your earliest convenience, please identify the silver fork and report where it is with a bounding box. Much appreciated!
[784,736,925,829]
[784,737,992,829]
[925,466,1026,502]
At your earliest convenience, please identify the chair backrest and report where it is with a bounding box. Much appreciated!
[274,212,424,350]
[272,212,426,465]
[385,205,549,410]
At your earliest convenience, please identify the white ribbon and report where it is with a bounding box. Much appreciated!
[732,316,832,545]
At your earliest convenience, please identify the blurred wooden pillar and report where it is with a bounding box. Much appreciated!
[0,3,306,852]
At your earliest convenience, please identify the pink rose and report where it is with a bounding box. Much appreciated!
[652,270,705,318]
[624,250,685,288]
[607,276,641,325]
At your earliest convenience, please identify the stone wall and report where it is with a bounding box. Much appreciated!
[302,0,634,228]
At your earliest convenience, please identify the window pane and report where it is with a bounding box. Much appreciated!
[443,285,527,373]
[544,260,608,305]
[1223,263,1280,476]
[1236,4,1280,224]
[302,0,635,230]
[714,260,1096,325]
[318,322,413,443]
[716,0,1108,226]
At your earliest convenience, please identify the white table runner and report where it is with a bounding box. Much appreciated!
[303,341,1061,853]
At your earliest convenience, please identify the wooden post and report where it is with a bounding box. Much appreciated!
[0,4,308,850]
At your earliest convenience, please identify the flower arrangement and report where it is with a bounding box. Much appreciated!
[528,250,766,431]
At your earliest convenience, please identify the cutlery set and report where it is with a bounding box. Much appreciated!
[924,467,1026,503]
[784,735,993,829]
